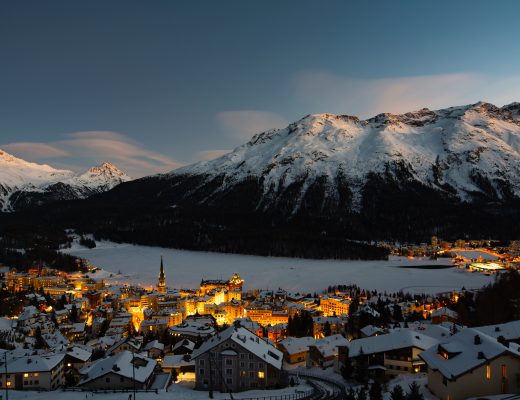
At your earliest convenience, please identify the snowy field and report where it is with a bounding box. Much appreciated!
[63,241,495,295]
[452,249,499,260]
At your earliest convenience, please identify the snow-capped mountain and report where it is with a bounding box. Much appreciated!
[0,149,131,211]
[166,101,520,213]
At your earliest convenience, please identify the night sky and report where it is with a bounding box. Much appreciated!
[2,0,520,177]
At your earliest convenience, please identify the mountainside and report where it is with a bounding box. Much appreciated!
[3,101,520,259]
[169,101,520,212]
[0,149,131,211]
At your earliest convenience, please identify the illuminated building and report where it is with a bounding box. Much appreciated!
[320,296,351,317]
[157,256,167,294]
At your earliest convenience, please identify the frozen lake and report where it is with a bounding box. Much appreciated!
[64,241,495,294]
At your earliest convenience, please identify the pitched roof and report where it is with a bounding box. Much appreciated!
[311,334,350,358]
[191,325,283,370]
[420,328,520,379]
[3,354,64,373]
[79,351,156,385]
[349,330,438,358]
[474,320,520,342]
[278,336,316,355]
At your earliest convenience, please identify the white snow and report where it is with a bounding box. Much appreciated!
[0,149,130,211]
[63,241,495,294]
[166,102,520,211]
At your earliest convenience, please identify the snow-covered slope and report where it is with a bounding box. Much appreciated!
[168,101,520,212]
[0,149,131,211]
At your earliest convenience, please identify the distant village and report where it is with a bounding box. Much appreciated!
[0,238,519,400]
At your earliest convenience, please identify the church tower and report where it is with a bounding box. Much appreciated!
[157,256,167,294]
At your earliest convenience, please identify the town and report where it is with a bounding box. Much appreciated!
[0,238,519,400]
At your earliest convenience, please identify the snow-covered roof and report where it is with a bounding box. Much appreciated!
[3,354,65,373]
[390,322,452,341]
[162,354,194,369]
[349,330,438,358]
[18,306,39,321]
[172,339,195,352]
[79,351,156,385]
[192,325,283,370]
[311,334,350,358]
[360,325,385,337]
[431,307,458,319]
[0,317,15,331]
[144,340,164,351]
[420,328,520,379]
[67,346,92,362]
[278,336,316,355]
[169,321,215,336]
[474,320,520,341]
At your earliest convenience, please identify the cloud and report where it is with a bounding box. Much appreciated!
[292,71,520,118]
[216,110,289,142]
[195,149,231,162]
[1,142,70,159]
[2,131,184,178]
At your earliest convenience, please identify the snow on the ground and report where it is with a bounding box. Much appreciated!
[64,241,495,295]
[6,382,313,400]
[385,373,438,400]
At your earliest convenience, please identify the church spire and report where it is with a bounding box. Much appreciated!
[157,255,166,294]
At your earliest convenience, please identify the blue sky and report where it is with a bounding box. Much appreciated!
[2,0,520,177]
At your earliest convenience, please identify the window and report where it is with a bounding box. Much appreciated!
[199,369,205,375]
[120,377,124,382]
[226,359,232,365]
[249,354,254,359]
[24,373,29,378]
[249,362,255,369]
[240,362,245,367]
[226,378,232,384]
[486,365,491,380]
[249,371,254,378]
[240,354,245,359]
[34,380,39,385]
[258,371,265,379]
[502,365,506,379]
[106,377,110,383]
[24,381,28,385]
[258,362,264,369]
[226,369,232,375]
[199,359,205,366]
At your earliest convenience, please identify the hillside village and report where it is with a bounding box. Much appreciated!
[0,252,519,400]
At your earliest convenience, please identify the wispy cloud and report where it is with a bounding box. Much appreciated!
[195,149,231,162]
[1,142,70,159]
[292,71,520,118]
[1,131,184,178]
[216,110,289,142]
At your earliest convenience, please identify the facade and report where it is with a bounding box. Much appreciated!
[0,354,65,391]
[320,296,351,317]
[192,325,285,392]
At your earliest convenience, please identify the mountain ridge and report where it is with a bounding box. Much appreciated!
[0,149,131,211]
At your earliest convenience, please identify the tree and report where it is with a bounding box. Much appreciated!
[357,387,367,400]
[406,382,424,400]
[323,321,332,337]
[393,304,404,322]
[369,380,383,400]
[34,326,46,349]
[354,357,369,384]
[390,384,406,400]
[70,304,78,323]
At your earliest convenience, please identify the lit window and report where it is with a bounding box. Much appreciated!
[258,371,265,379]
[501,364,506,379]
[486,365,491,380]
[6,382,11,387]
[23,373,29,378]
[34,373,38,377]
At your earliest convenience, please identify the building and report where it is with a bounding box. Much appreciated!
[157,256,167,294]
[78,351,157,389]
[191,325,285,392]
[348,329,439,376]
[320,296,351,317]
[307,334,350,368]
[431,308,459,324]
[420,328,520,400]
[278,336,315,364]
[0,354,65,390]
